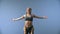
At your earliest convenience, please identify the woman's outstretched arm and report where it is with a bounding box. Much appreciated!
[12,15,25,21]
[33,14,48,19]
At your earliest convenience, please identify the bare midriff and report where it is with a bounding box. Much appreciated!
[25,21,32,27]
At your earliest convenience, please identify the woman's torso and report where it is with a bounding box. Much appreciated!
[24,14,33,27]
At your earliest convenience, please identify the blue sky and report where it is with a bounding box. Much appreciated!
[0,0,60,34]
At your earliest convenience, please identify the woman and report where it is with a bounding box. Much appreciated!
[12,8,48,34]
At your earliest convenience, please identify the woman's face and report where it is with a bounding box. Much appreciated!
[26,8,32,14]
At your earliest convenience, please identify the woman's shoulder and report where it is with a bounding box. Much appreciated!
[31,14,35,16]
[23,14,34,16]
[31,14,35,17]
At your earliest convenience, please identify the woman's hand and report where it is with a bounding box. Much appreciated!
[12,18,16,22]
[43,16,48,19]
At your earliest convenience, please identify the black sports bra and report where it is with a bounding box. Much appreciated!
[25,15,33,21]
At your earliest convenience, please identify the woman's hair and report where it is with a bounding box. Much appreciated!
[26,8,32,16]
[26,8,32,14]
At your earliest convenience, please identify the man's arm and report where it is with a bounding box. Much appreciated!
[33,14,48,19]
[12,15,25,21]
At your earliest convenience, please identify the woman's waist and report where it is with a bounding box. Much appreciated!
[25,24,33,28]
[25,21,32,24]
[25,21,32,22]
[25,21,33,27]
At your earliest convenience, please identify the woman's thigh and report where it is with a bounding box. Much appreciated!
[23,26,28,34]
[30,27,34,34]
